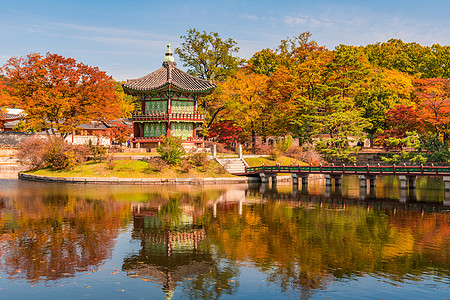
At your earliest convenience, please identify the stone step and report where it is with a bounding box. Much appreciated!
[216,158,247,174]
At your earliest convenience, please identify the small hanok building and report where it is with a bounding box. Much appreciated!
[123,44,216,149]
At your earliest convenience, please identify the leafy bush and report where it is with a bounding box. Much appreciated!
[252,143,271,155]
[145,157,167,173]
[44,137,87,170]
[157,136,185,165]
[315,138,359,163]
[17,135,47,170]
[90,145,106,162]
[268,148,280,161]
[188,149,209,167]
[275,135,293,153]
[179,159,191,173]
[106,156,115,170]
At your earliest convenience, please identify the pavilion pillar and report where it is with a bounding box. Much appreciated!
[140,123,144,138]
[166,122,171,137]
[134,123,140,137]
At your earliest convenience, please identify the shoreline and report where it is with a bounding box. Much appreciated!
[18,172,295,185]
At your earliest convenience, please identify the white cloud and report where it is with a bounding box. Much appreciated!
[239,13,259,21]
[284,15,332,28]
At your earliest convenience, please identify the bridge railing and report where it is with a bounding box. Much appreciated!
[244,164,450,176]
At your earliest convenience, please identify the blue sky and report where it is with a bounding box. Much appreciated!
[1,0,450,81]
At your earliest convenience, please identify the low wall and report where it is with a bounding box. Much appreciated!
[18,173,294,185]
[0,132,36,147]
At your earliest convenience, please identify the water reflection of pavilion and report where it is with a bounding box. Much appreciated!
[123,201,213,300]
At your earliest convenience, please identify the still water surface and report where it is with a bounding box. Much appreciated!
[0,176,449,299]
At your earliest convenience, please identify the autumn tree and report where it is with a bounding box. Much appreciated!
[385,105,425,137]
[414,78,450,140]
[355,68,415,139]
[1,53,123,137]
[218,69,269,150]
[104,122,133,145]
[208,121,245,148]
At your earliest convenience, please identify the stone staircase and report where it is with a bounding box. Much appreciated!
[216,157,248,174]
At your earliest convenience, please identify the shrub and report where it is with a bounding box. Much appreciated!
[179,159,191,173]
[188,149,208,167]
[252,143,271,155]
[90,145,106,162]
[17,135,47,170]
[44,137,87,170]
[275,135,293,153]
[145,157,167,173]
[268,148,280,161]
[297,144,324,165]
[285,146,303,160]
[106,156,116,170]
[157,136,185,165]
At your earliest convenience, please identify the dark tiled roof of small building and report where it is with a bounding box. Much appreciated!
[123,61,216,94]
[0,113,23,122]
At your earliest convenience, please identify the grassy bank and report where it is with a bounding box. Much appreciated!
[28,159,234,178]
[245,156,307,167]
[25,155,305,179]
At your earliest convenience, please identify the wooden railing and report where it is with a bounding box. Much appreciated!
[132,111,205,122]
[244,165,450,176]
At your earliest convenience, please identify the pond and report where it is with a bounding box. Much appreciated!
[0,176,449,299]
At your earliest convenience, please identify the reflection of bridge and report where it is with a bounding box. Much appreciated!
[249,183,450,212]
[244,165,450,190]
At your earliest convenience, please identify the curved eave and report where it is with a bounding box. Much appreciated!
[122,83,216,96]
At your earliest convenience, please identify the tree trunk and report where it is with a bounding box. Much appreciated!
[207,107,224,128]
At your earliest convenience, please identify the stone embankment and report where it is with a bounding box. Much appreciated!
[18,173,293,185]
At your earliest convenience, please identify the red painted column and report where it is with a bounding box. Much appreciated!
[140,123,144,137]
[134,123,139,137]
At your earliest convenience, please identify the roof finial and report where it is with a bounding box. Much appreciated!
[164,43,174,63]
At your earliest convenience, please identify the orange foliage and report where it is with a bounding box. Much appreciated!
[1,53,122,136]
[414,78,450,136]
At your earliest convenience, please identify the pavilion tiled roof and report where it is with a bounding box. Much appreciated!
[123,62,216,94]
[123,44,216,94]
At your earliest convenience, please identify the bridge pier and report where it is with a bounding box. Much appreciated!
[358,175,377,188]
[444,177,450,191]
[260,173,277,185]
[291,174,309,186]
[399,175,416,189]
[324,174,342,186]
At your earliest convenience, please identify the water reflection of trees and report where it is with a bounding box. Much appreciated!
[118,186,450,299]
[0,194,130,281]
[206,198,450,297]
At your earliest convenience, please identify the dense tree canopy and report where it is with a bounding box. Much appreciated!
[1,53,127,137]
[175,28,241,81]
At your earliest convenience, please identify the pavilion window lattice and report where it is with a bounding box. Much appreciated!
[144,123,166,137]
[145,101,167,113]
[171,101,194,113]
[171,123,193,139]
